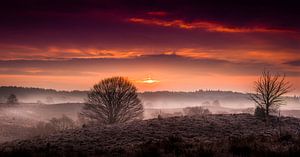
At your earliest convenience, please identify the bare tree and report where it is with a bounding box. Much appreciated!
[6,94,18,105]
[250,70,292,118]
[81,77,143,124]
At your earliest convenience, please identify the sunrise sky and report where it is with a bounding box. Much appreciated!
[0,0,300,94]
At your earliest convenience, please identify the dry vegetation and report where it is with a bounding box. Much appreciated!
[0,114,300,156]
[0,104,82,143]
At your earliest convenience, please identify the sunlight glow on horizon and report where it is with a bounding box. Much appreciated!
[141,77,160,84]
[143,79,159,84]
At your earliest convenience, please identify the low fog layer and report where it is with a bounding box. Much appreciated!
[1,86,299,109]
[0,86,299,143]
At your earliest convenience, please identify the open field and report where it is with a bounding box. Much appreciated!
[1,114,300,156]
[1,103,300,146]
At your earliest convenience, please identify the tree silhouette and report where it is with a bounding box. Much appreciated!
[250,70,292,118]
[81,77,143,124]
[6,94,18,105]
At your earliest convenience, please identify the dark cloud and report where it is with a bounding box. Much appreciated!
[0,0,299,54]
[1,0,300,29]
[285,60,300,66]
[0,0,299,49]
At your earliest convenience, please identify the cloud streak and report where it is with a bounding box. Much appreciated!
[0,45,143,60]
[128,17,292,33]
[285,60,300,67]
[0,54,299,93]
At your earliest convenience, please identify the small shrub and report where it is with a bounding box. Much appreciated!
[31,115,76,136]
[183,106,211,116]
[254,106,266,119]
[279,131,293,142]
[6,94,18,105]
[49,115,76,131]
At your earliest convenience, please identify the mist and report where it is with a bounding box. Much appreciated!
[1,86,300,143]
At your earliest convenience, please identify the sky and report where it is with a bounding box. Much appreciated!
[0,0,300,94]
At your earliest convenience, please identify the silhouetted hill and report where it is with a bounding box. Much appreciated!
[1,114,300,157]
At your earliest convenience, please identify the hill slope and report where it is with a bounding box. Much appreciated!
[1,114,300,156]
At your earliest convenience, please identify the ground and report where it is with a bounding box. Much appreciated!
[0,114,300,157]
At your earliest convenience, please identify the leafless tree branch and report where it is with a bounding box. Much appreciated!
[250,70,292,118]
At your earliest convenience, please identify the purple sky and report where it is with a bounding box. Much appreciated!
[0,0,299,94]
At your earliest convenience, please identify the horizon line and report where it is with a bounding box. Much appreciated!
[1,85,299,97]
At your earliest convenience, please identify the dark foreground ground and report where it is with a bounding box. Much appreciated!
[1,114,300,157]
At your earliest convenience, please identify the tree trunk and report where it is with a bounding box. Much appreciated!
[265,105,269,124]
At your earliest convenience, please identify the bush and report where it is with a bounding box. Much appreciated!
[6,94,18,105]
[31,115,76,136]
[131,135,214,157]
[48,115,76,132]
[183,106,211,116]
[254,107,266,119]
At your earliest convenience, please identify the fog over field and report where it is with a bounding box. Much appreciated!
[1,86,300,107]
[0,86,300,144]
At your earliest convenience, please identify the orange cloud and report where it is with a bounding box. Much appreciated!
[0,45,143,60]
[2,43,299,67]
[173,48,300,64]
[47,48,142,59]
[128,18,290,33]
[2,44,299,66]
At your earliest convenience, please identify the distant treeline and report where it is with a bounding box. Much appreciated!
[0,86,87,104]
[0,86,299,108]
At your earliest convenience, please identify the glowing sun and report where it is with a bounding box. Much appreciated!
[141,77,160,84]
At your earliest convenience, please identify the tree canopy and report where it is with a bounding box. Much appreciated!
[81,77,143,124]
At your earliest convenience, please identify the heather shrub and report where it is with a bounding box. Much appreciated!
[183,106,211,116]
[254,106,266,119]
